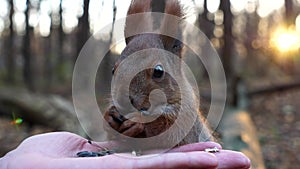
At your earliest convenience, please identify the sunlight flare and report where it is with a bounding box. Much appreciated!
[271,27,300,53]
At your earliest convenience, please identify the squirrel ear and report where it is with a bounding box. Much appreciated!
[125,0,152,44]
[125,0,183,45]
[160,0,183,54]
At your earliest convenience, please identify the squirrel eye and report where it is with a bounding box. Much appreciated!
[152,65,164,79]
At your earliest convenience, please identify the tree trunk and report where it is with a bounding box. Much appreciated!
[285,0,294,26]
[57,0,65,81]
[284,0,297,75]
[22,0,34,91]
[43,36,52,90]
[198,0,214,40]
[220,0,234,105]
[108,0,117,45]
[76,0,90,60]
[6,0,15,83]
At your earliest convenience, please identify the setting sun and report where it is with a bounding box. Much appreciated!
[271,27,300,53]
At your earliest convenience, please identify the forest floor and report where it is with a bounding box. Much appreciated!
[249,87,300,169]
[0,86,299,169]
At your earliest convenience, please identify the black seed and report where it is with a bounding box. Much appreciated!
[77,151,99,157]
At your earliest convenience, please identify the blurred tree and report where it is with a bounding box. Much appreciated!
[6,0,15,83]
[195,0,215,80]
[220,0,233,79]
[22,0,34,91]
[97,0,117,93]
[244,9,260,76]
[109,0,116,45]
[284,0,297,75]
[285,0,294,26]
[76,0,90,60]
[198,0,214,40]
[44,1,56,89]
[57,0,65,81]
[220,0,235,105]
[44,36,52,89]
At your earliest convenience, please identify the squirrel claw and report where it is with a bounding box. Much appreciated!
[104,107,145,138]
[108,107,125,124]
[121,121,144,137]
[104,107,124,131]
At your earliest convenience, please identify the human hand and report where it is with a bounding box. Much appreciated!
[0,132,250,169]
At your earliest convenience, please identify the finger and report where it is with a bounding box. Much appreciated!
[19,151,218,169]
[167,142,222,153]
[214,150,251,169]
[132,151,218,169]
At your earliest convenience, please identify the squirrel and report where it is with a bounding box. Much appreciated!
[103,0,214,151]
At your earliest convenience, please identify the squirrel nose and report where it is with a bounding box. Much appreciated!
[140,107,148,111]
[129,96,149,111]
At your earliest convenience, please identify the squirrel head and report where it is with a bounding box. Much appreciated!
[111,0,186,115]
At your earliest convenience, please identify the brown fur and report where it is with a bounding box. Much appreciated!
[125,0,152,44]
[127,0,152,15]
[104,0,214,151]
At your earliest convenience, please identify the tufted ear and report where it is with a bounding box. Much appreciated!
[125,0,184,55]
[160,0,183,56]
[124,0,152,44]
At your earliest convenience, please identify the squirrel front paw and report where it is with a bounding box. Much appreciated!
[104,106,145,138]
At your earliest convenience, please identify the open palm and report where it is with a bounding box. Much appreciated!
[0,132,250,169]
